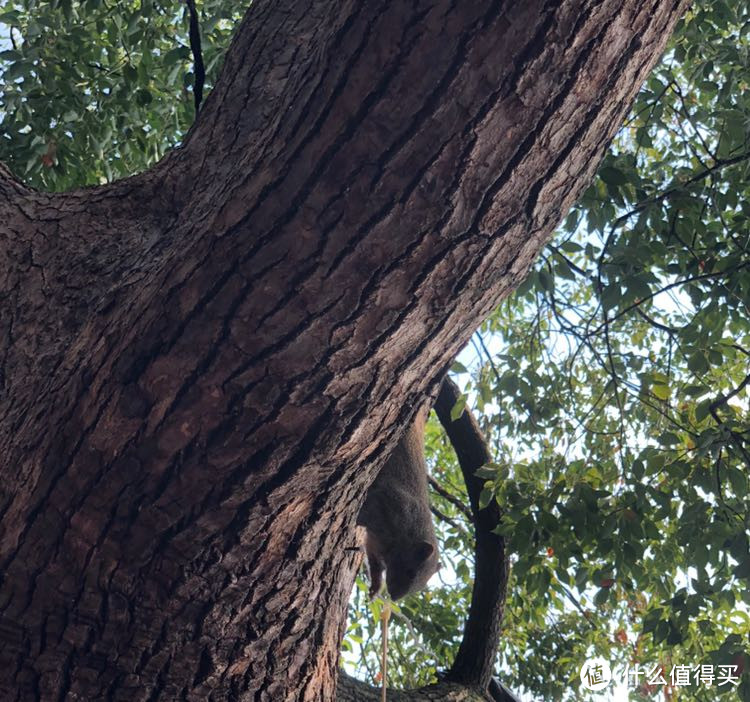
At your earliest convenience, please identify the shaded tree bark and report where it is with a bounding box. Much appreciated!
[0,0,687,700]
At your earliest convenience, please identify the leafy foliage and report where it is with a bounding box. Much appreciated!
[1,0,749,699]
[0,0,242,190]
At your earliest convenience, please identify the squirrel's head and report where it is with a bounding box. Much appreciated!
[385,540,439,600]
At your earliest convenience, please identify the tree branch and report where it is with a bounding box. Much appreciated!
[337,672,487,701]
[434,376,509,692]
[184,0,205,113]
[488,678,523,702]
[428,475,473,522]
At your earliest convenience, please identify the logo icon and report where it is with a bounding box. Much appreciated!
[580,657,612,691]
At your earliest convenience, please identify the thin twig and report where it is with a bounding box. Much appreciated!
[428,475,473,521]
[185,0,205,113]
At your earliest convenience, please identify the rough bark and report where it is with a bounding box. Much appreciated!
[336,673,520,702]
[337,673,488,702]
[0,0,688,700]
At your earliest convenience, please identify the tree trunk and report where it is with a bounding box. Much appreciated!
[0,0,687,700]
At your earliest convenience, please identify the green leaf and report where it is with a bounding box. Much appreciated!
[474,463,499,480]
[600,284,621,311]
[652,384,670,401]
[695,399,712,422]
[687,352,710,375]
[450,395,467,422]
[599,166,628,186]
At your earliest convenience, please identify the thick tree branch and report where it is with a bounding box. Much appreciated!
[337,672,487,701]
[487,679,522,702]
[434,377,508,691]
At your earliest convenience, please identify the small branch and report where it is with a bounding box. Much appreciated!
[635,306,679,334]
[613,150,750,231]
[709,372,750,413]
[428,475,473,521]
[185,0,205,113]
[587,261,750,338]
[709,405,750,469]
[548,244,590,278]
[709,373,750,469]
[555,583,595,629]
[475,331,503,386]
[714,449,743,519]
[430,504,460,529]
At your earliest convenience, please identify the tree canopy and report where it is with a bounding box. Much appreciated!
[1,0,748,700]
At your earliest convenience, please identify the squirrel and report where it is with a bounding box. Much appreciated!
[357,408,440,600]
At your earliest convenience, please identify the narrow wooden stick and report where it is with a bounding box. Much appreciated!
[381,602,391,702]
